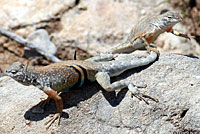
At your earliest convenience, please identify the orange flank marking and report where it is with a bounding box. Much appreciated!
[165,26,172,32]
[145,35,153,42]
[137,31,148,38]
[132,30,148,43]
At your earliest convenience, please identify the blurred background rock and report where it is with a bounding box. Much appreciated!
[0,0,199,72]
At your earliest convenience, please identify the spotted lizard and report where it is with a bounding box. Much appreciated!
[5,51,157,129]
[110,10,190,54]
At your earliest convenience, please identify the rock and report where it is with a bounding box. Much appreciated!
[0,0,75,29]
[1,53,200,133]
[196,0,200,10]
[0,76,47,134]
[26,29,57,56]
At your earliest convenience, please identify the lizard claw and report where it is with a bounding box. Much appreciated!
[45,112,62,129]
[146,47,160,56]
[131,92,159,105]
[131,93,149,105]
[141,93,159,102]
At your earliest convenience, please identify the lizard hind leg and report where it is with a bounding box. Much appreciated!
[96,72,158,104]
[95,72,130,92]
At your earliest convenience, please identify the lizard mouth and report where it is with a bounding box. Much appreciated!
[14,78,31,86]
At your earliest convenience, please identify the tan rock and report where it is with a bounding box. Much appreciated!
[0,0,75,29]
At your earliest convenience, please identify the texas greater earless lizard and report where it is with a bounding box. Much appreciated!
[111,11,190,54]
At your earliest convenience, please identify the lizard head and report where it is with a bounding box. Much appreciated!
[159,10,183,30]
[4,62,29,85]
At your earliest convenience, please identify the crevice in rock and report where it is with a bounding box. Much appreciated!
[180,109,189,118]
[0,45,23,57]
[11,17,61,30]
[163,110,182,130]
[75,0,80,5]
[164,108,190,131]
[11,16,60,32]
[10,0,81,33]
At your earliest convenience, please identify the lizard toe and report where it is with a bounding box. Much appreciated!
[45,112,62,129]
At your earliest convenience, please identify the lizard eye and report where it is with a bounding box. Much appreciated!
[11,70,17,74]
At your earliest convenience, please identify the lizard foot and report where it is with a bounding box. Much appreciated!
[45,112,62,129]
[146,46,160,56]
[128,84,159,104]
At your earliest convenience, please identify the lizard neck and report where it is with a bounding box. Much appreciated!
[21,66,40,86]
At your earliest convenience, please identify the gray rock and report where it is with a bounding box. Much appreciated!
[1,53,200,133]
[26,29,57,56]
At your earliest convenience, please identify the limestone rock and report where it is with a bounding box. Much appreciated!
[1,53,200,133]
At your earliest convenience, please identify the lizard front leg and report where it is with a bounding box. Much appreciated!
[95,72,158,104]
[140,37,160,55]
[170,29,190,40]
[43,89,63,129]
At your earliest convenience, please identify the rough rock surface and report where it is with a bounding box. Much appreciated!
[1,53,200,134]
